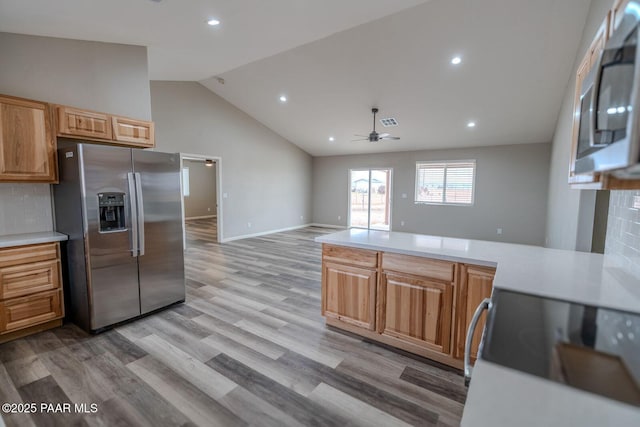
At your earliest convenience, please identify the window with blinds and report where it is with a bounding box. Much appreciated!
[415,160,476,205]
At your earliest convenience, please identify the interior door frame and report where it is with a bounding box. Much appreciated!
[347,167,393,231]
[179,153,223,244]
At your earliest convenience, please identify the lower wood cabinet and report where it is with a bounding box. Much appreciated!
[378,271,453,354]
[455,264,495,360]
[321,243,495,369]
[323,262,376,330]
[0,242,64,343]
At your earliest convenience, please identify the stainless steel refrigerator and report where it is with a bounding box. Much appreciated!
[53,140,185,333]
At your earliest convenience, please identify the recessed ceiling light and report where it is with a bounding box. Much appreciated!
[279,95,287,102]
[329,137,335,142]
[451,56,462,65]
[207,18,221,26]
[467,121,476,128]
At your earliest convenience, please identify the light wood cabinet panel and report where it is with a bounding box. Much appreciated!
[382,253,455,282]
[0,259,61,300]
[455,264,494,360]
[57,106,112,140]
[0,242,59,268]
[0,242,64,341]
[379,272,453,355]
[322,244,378,268]
[0,289,63,333]
[610,0,630,36]
[112,116,155,148]
[322,262,376,330]
[0,95,56,183]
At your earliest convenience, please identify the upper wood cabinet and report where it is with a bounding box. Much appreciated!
[57,106,112,140]
[0,95,57,183]
[455,264,495,361]
[610,0,631,37]
[56,105,155,148]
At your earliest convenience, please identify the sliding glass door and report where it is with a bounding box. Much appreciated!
[349,168,392,230]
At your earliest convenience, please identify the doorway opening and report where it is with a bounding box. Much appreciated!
[348,168,392,230]
[180,154,222,247]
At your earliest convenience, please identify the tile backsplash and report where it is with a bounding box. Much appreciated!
[605,190,640,280]
[0,184,54,235]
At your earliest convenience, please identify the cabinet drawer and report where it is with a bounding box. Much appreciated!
[382,253,455,282]
[112,116,155,147]
[322,244,378,268]
[0,242,59,268]
[0,289,63,333]
[57,106,112,140]
[0,260,61,300]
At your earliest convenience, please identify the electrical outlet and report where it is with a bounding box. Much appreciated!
[400,221,405,226]
[207,207,211,212]
[402,193,408,199]
[247,222,252,228]
[223,192,228,199]
[497,228,503,235]
[338,215,341,221]
[300,215,304,220]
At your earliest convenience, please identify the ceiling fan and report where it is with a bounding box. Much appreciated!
[352,107,400,142]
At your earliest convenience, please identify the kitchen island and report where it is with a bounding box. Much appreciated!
[316,228,640,427]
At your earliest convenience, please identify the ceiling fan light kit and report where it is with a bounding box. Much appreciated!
[352,107,400,143]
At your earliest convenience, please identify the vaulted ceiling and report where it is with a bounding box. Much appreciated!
[0,0,591,156]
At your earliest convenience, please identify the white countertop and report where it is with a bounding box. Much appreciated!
[316,229,640,314]
[0,231,68,249]
[462,360,640,426]
[317,229,640,425]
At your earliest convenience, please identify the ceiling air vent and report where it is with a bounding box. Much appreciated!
[380,117,398,127]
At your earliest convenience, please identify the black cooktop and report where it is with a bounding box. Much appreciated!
[481,289,640,407]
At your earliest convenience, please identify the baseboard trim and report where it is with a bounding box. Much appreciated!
[220,223,312,243]
[185,215,217,220]
[309,223,347,229]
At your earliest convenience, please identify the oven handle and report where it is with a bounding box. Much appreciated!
[464,297,491,386]
[589,49,604,149]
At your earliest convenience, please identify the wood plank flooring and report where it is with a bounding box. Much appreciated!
[0,223,466,426]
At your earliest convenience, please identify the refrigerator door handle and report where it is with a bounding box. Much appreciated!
[135,172,145,256]
[127,172,139,256]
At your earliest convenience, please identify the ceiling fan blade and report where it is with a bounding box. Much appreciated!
[351,138,369,142]
[380,136,400,140]
[353,134,369,137]
[378,133,390,138]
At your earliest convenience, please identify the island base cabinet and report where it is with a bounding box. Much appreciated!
[378,272,453,355]
[322,262,376,330]
[455,264,495,361]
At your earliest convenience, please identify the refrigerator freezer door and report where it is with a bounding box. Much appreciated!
[80,144,141,330]
[133,150,185,314]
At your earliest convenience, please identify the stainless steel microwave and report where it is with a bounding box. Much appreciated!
[575,1,640,177]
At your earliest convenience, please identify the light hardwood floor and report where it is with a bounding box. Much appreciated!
[0,223,466,427]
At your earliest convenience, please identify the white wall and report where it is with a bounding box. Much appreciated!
[0,32,151,236]
[544,0,611,250]
[150,81,312,240]
[183,159,217,218]
[313,143,550,246]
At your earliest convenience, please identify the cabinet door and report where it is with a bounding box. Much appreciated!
[112,116,155,148]
[322,262,376,330]
[455,265,494,360]
[0,95,56,182]
[0,289,63,333]
[610,0,630,37]
[0,259,61,300]
[57,106,113,140]
[379,272,453,354]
